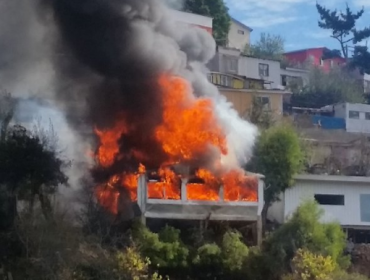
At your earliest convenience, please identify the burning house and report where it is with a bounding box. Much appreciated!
[0,0,262,241]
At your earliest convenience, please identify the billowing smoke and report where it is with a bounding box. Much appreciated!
[0,0,257,188]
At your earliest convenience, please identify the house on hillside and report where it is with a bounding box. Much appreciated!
[284,47,346,73]
[227,18,253,51]
[207,46,290,118]
[268,174,370,243]
[208,46,284,89]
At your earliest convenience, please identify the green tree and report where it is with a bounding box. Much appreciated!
[184,0,231,46]
[247,125,304,229]
[264,201,349,277]
[249,33,285,61]
[316,3,370,73]
[0,90,15,141]
[247,96,275,129]
[0,125,69,226]
[291,66,364,108]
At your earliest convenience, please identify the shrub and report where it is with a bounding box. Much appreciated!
[263,200,349,276]
[132,223,189,269]
[221,231,249,272]
[283,249,336,280]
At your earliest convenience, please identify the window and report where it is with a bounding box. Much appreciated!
[221,75,232,87]
[366,113,370,120]
[225,56,238,73]
[349,110,360,119]
[314,194,345,206]
[238,30,245,35]
[365,81,370,93]
[259,63,269,77]
[256,96,270,110]
[281,75,287,86]
[360,194,370,222]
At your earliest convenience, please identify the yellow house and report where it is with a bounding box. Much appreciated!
[207,72,289,119]
[219,88,287,119]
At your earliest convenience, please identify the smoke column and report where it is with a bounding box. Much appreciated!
[0,0,257,183]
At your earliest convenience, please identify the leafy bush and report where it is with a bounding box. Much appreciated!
[193,243,222,266]
[283,249,336,280]
[263,200,349,277]
[132,223,189,269]
[221,231,249,272]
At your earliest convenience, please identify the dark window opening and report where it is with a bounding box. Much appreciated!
[349,110,360,119]
[238,30,245,35]
[314,194,344,205]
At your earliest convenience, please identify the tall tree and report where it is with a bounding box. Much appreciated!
[291,66,364,108]
[249,33,285,61]
[0,125,69,228]
[247,125,305,230]
[316,3,370,73]
[184,0,231,46]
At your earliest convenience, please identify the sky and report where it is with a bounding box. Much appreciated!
[225,0,370,52]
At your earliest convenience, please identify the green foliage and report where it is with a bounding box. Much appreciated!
[283,249,337,280]
[248,124,304,205]
[0,125,69,226]
[221,231,249,272]
[193,243,222,266]
[247,96,275,129]
[316,3,370,73]
[0,90,15,141]
[132,223,189,269]
[291,67,364,108]
[192,230,249,279]
[184,0,231,46]
[330,271,370,280]
[249,33,285,61]
[263,200,349,276]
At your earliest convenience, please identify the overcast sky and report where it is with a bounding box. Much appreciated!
[225,0,370,52]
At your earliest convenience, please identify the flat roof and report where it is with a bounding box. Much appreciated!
[295,174,370,183]
[284,47,328,55]
[218,88,291,95]
[231,17,253,32]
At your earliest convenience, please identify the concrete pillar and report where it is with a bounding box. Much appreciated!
[257,215,263,247]
[141,214,146,226]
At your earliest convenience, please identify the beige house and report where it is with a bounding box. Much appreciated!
[219,88,288,119]
[227,18,252,51]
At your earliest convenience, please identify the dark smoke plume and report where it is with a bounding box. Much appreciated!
[0,0,257,182]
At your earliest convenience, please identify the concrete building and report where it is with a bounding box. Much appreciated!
[280,67,309,89]
[219,88,287,118]
[137,172,265,245]
[207,46,290,118]
[333,103,370,134]
[364,74,370,94]
[208,46,283,89]
[268,174,370,243]
[227,18,252,51]
[284,47,346,73]
[172,9,213,34]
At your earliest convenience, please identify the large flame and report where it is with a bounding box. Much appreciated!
[95,75,257,214]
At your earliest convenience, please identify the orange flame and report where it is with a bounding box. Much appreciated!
[94,75,257,214]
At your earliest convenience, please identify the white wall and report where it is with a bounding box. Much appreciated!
[345,103,370,134]
[239,56,281,89]
[334,103,347,118]
[280,68,309,87]
[227,20,251,51]
[281,175,370,227]
[171,10,213,28]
